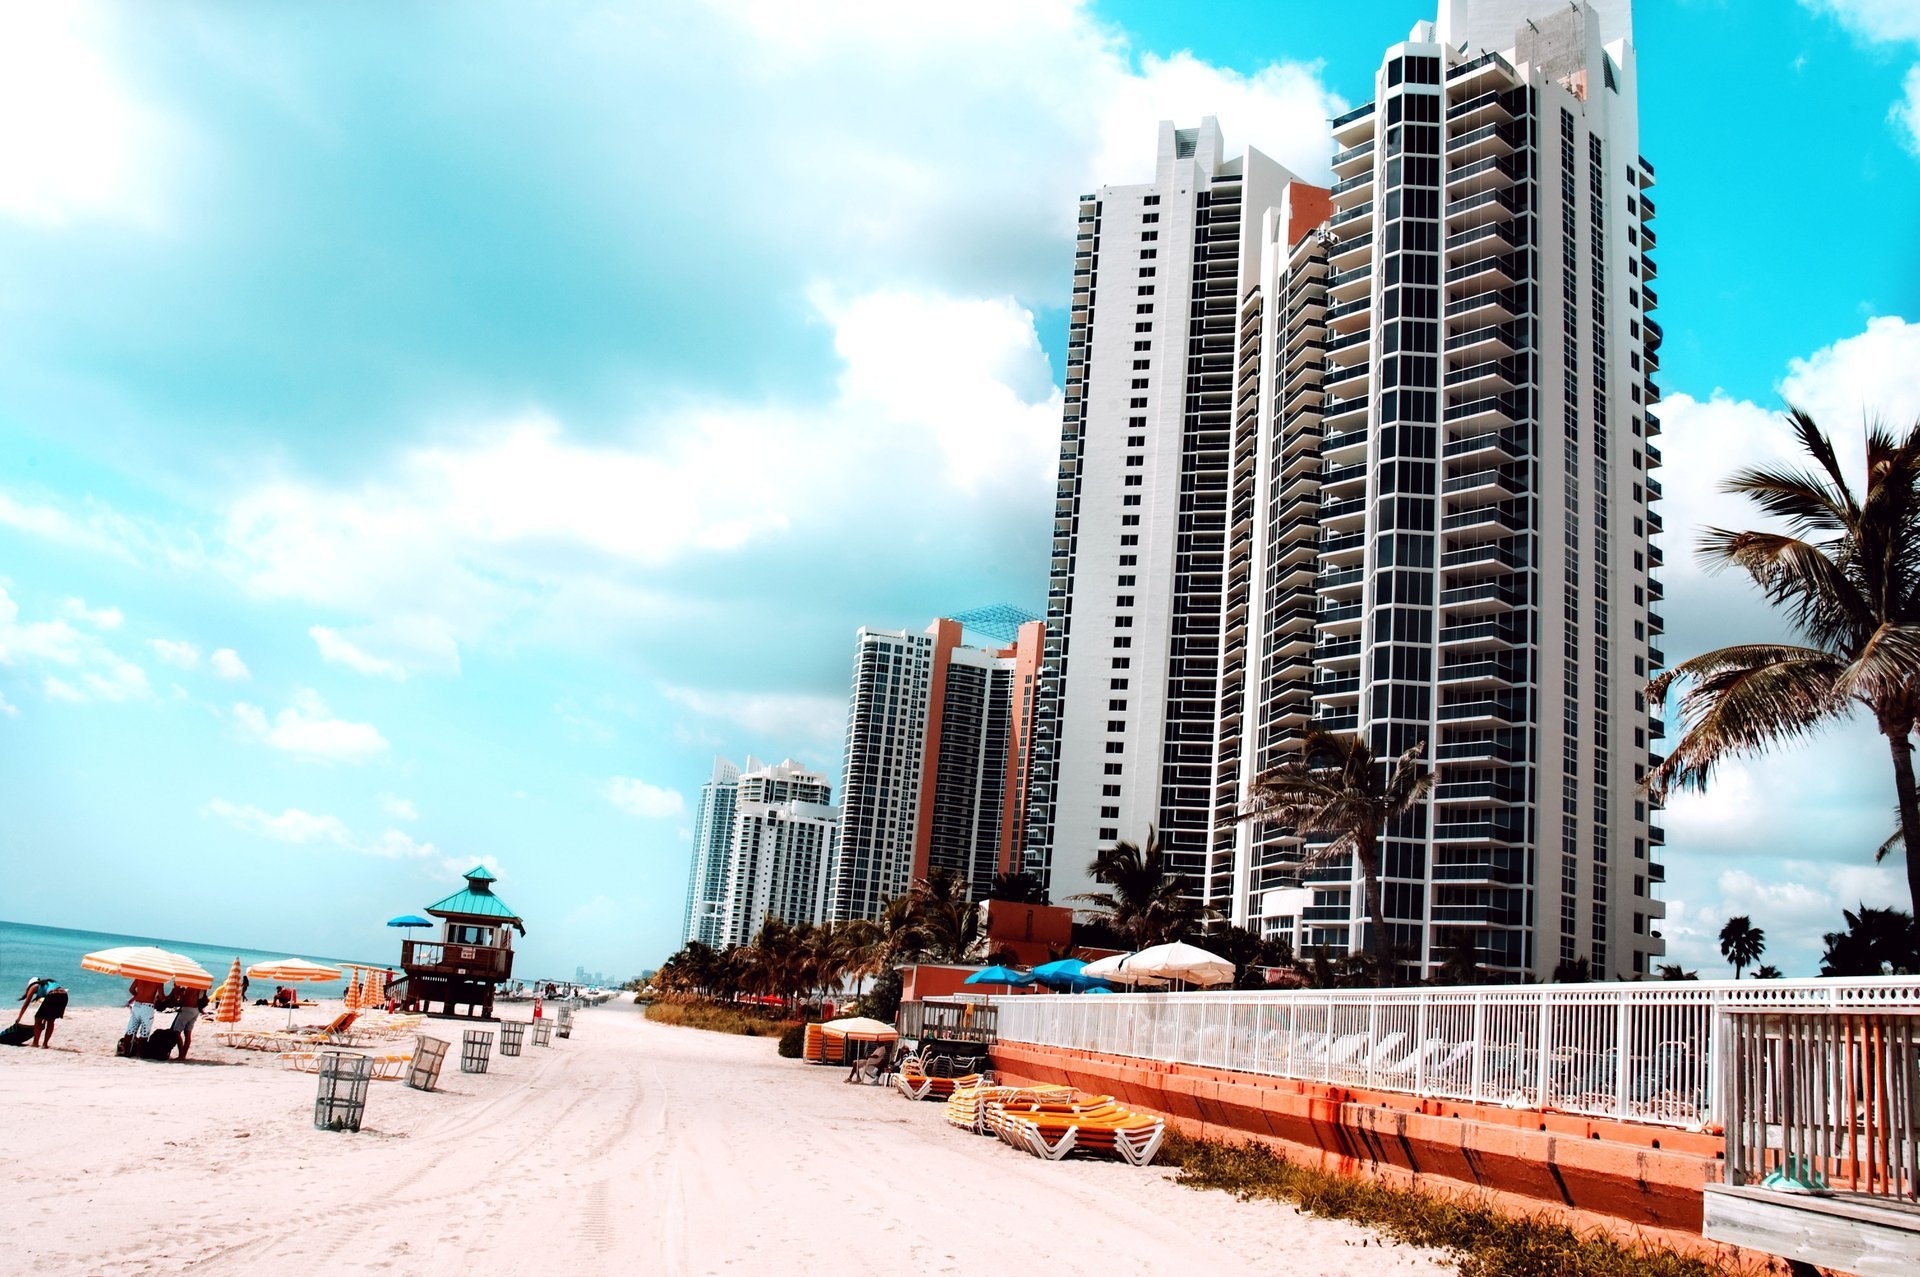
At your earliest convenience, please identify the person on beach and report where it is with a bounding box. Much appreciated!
[124,978,163,1049]
[14,977,52,1024]
[170,984,208,1060]
[30,983,68,1048]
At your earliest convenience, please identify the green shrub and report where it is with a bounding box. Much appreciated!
[777,1023,808,1058]
[1161,1133,1716,1277]
[643,997,797,1038]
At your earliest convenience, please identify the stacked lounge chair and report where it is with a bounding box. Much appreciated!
[279,1048,412,1082]
[944,1079,1074,1134]
[891,1048,985,1102]
[985,1091,1167,1166]
[802,1023,827,1063]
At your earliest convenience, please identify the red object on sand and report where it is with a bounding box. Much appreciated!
[533,997,543,1019]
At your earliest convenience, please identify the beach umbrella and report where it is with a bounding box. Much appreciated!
[345,971,365,1011]
[1082,952,1168,988]
[1123,941,1236,989]
[964,965,1034,988]
[1085,985,1115,994]
[820,1016,898,1040]
[1031,958,1115,993]
[214,958,245,1024]
[386,914,433,929]
[247,957,343,1027]
[81,946,214,990]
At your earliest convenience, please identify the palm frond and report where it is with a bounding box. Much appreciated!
[1649,649,1848,799]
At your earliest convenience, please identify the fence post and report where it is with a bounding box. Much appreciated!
[1534,988,1552,1109]
[1414,996,1429,1095]
[1470,991,1486,1103]
[1614,992,1632,1119]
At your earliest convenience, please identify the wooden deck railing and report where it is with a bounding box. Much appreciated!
[1721,1007,1920,1200]
[898,1000,998,1045]
[401,939,513,980]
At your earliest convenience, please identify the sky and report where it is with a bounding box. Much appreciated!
[1,0,1917,981]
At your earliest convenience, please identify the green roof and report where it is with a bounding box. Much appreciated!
[425,865,524,932]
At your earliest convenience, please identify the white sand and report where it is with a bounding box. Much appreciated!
[1,997,1448,1275]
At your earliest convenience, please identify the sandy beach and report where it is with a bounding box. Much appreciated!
[1,997,1445,1275]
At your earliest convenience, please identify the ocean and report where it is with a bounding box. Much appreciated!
[0,919,390,1008]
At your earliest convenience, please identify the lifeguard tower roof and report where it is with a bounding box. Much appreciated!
[425,864,526,934]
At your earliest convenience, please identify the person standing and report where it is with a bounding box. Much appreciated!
[30,983,68,1048]
[123,978,163,1053]
[170,984,208,1059]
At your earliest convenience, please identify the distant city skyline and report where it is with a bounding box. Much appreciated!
[1,1,1916,978]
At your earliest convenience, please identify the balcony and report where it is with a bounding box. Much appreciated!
[1331,100,1376,144]
[1444,391,1527,428]
[1447,49,1518,91]
[1328,230,1373,269]
[1438,655,1525,688]
[1446,185,1524,230]
[1322,394,1368,427]
[1441,503,1526,537]
[1447,321,1525,362]
[1433,818,1526,844]
[1436,735,1522,763]
[1433,778,1521,805]
[1445,218,1520,260]
[1330,169,1374,199]
[1442,465,1526,501]
[1328,200,1373,232]
[1321,425,1368,459]
[1445,252,1522,296]
[1439,574,1526,614]
[1447,89,1516,129]
[1447,153,1523,200]
[1443,427,1528,465]
[1331,137,1375,175]
[1446,121,1522,163]
[1438,618,1526,652]
[1440,539,1522,575]
[1444,356,1524,394]
[1445,286,1523,328]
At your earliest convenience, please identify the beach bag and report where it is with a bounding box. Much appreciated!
[0,1024,32,1047]
[142,1029,182,1060]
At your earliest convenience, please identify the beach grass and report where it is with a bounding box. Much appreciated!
[642,997,798,1038]
[1160,1133,1723,1277]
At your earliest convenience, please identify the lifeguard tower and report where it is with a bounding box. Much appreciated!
[398,865,524,1020]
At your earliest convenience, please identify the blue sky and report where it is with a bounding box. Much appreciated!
[2,0,1917,979]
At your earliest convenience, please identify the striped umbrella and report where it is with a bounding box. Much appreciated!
[344,971,364,1010]
[215,958,245,1023]
[367,969,386,1007]
[81,946,215,990]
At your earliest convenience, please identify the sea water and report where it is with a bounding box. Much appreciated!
[0,919,388,1008]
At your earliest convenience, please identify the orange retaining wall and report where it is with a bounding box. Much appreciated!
[992,1041,1785,1269]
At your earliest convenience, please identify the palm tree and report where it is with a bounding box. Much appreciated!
[1241,728,1434,980]
[1718,915,1766,978]
[989,870,1050,905]
[1820,905,1920,976]
[1753,965,1785,980]
[1070,827,1211,948]
[1656,963,1699,981]
[1648,410,1920,917]
[910,867,980,962]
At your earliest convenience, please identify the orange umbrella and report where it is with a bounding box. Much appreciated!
[82,946,214,990]
[344,972,363,1010]
[214,958,245,1023]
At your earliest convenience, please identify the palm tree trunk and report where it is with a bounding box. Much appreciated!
[1359,837,1389,984]
[1884,724,1920,917]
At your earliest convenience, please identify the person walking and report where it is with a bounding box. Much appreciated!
[30,983,68,1048]
[170,983,208,1059]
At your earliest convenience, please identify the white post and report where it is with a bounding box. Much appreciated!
[1614,993,1631,1119]
[1534,988,1552,1109]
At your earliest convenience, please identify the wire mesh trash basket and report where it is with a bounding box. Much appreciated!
[557,1007,574,1039]
[407,1035,450,1091]
[499,1021,525,1057]
[314,1051,371,1132]
[461,1029,492,1074]
[532,1020,553,1047]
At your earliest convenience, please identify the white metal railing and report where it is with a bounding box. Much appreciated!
[990,978,1920,1129]
[1722,1007,1920,1199]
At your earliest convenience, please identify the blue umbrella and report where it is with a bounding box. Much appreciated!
[1030,958,1087,989]
[1084,985,1115,994]
[386,914,433,928]
[964,965,1035,987]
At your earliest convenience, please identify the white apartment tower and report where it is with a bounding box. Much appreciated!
[713,758,839,949]
[1036,0,1666,981]
[681,755,741,948]
[1029,118,1304,908]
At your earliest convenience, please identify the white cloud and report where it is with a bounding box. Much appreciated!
[0,689,16,717]
[380,794,419,821]
[606,777,687,820]
[202,798,351,845]
[0,3,176,227]
[0,585,150,704]
[60,597,122,629]
[149,637,200,669]
[209,647,250,680]
[310,625,408,680]
[662,684,846,752]
[1802,2,1920,153]
[1805,0,1920,44]
[232,688,389,763]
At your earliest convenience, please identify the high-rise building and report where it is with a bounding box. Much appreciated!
[1034,0,1665,981]
[830,614,1045,920]
[681,755,741,948]
[714,757,839,949]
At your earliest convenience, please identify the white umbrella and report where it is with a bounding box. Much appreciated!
[1081,952,1168,988]
[1124,941,1236,988]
